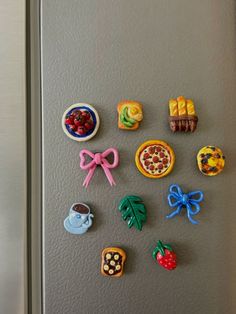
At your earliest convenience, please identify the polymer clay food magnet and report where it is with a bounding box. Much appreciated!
[152,240,177,271]
[64,203,94,234]
[135,140,175,178]
[101,247,126,277]
[62,103,100,141]
[169,96,198,132]
[166,184,204,225]
[197,146,225,176]
[80,148,119,188]
[117,100,143,130]
[118,196,147,231]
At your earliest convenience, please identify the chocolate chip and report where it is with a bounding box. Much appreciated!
[200,153,205,158]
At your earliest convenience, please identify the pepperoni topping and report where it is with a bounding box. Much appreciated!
[149,165,155,171]
[143,153,150,159]
[144,160,150,166]
[152,156,159,163]
[148,147,155,154]
[163,158,168,164]
[159,152,165,158]
[158,163,163,169]
[155,146,162,152]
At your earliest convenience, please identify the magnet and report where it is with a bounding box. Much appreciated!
[80,148,119,188]
[118,196,147,231]
[64,203,94,234]
[117,100,143,130]
[168,96,198,132]
[152,240,177,271]
[101,247,126,277]
[166,184,204,225]
[135,140,175,178]
[62,103,100,141]
[197,145,225,176]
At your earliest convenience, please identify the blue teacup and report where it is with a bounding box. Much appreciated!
[64,203,94,235]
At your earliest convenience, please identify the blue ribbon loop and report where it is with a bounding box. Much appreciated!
[166,184,204,225]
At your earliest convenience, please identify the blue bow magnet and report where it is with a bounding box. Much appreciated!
[166,184,204,224]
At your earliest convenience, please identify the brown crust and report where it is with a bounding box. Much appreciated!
[101,247,126,277]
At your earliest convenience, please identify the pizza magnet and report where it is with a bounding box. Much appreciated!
[62,103,100,142]
[135,140,175,178]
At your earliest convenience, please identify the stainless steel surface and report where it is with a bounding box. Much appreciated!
[41,1,236,313]
[0,0,27,313]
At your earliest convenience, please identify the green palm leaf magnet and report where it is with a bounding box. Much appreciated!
[118,196,147,231]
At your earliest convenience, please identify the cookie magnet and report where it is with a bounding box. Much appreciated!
[80,148,119,188]
[169,96,198,132]
[117,100,143,130]
[101,247,126,277]
[197,146,225,176]
[62,103,100,141]
[64,203,94,234]
[152,240,177,271]
[166,184,204,224]
[118,196,147,231]
[135,140,175,178]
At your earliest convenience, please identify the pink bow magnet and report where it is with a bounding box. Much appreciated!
[79,148,119,188]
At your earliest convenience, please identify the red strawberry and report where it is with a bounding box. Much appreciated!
[152,240,177,271]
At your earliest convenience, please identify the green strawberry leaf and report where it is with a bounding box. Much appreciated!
[118,195,147,231]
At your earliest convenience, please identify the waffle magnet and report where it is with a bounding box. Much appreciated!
[135,140,175,178]
[117,100,143,130]
[101,247,126,277]
[62,103,100,141]
[197,146,225,176]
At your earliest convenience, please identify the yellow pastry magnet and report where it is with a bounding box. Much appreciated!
[117,100,143,130]
[197,146,225,176]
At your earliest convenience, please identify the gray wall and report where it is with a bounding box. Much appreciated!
[41,1,236,313]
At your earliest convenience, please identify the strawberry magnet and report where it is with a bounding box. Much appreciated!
[152,240,177,271]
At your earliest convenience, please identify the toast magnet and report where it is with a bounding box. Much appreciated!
[101,247,126,277]
[168,96,198,132]
[118,196,147,231]
[166,184,204,225]
[197,146,225,176]
[80,148,119,188]
[152,240,177,271]
[64,203,94,234]
[117,100,143,130]
[135,140,175,179]
[62,103,100,141]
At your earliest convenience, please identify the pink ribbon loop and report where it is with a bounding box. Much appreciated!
[79,148,119,188]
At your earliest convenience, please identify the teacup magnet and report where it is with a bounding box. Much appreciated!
[166,184,204,225]
[101,247,126,277]
[80,148,119,188]
[135,140,175,178]
[152,241,177,271]
[62,103,100,141]
[64,203,94,234]
[117,100,143,130]
[169,96,198,132]
[197,146,225,176]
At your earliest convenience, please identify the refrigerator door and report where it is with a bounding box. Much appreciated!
[41,1,236,313]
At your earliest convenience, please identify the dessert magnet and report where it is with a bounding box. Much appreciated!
[117,100,143,130]
[135,140,175,178]
[80,148,119,188]
[101,247,126,277]
[152,240,177,271]
[166,184,204,225]
[169,96,198,132]
[64,203,94,234]
[197,146,225,176]
[118,196,147,231]
[62,103,100,141]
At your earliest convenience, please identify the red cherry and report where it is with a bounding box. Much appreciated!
[84,122,94,130]
[72,109,81,117]
[65,118,71,125]
[70,124,77,131]
[81,111,91,120]
[77,126,86,135]
[74,116,85,126]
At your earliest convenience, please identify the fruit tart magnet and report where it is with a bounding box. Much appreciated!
[197,146,225,176]
[64,203,94,235]
[152,240,177,271]
[62,103,100,141]
[135,140,175,178]
[117,100,143,130]
[166,184,204,225]
[169,96,198,132]
[101,247,126,277]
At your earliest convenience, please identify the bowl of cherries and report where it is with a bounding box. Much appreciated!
[62,103,100,141]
